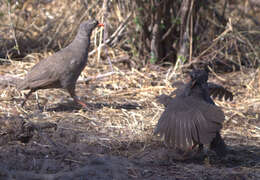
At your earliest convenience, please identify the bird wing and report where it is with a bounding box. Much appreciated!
[156,94,173,107]
[22,57,61,89]
[20,50,74,90]
[208,82,233,101]
[170,81,233,101]
[170,81,186,96]
[154,96,225,150]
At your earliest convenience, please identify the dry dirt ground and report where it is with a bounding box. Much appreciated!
[0,59,259,180]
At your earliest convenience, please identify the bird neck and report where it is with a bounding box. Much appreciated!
[185,82,215,104]
[198,83,215,105]
[75,29,93,41]
[70,32,91,52]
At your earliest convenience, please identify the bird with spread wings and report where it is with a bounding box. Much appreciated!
[155,69,233,158]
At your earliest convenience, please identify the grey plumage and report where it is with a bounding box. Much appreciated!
[155,69,233,156]
[18,19,102,107]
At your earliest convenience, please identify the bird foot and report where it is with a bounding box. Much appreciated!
[77,100,87,108]
[75,99,95,111]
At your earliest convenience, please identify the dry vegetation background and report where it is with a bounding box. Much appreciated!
[0,0,259,179]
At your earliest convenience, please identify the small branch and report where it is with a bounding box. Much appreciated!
[189,0,194,63]
[7,2,20,55]
[78,71,116,83]
[101,0,114,71]
[192,18,233,63]
[89,12,132,56]
[207,66,227,82]
[105,55,133,68]
[161,8,181,42]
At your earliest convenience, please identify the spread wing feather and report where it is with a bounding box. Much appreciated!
[154,95,225,150]
[208,82,233,101]
[169,82,233,101]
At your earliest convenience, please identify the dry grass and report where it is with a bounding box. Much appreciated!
[0,0,259,179]
[0,57,260,178]
[0,54,259,145]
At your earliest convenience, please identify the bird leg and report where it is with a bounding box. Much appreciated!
[183,144,204,158]
[67,87,88,108]
[192,143,198,149]
[181,144,197,158]
[73,96,88,108]
[192,144,204,153]
[21,89,35,107]
[197,144,204,153]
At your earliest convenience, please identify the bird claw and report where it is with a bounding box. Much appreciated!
[75,99,95,111]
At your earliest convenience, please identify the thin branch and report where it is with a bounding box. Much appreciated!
[89,12,132,56]
[102,0,114,71]
[7,2,20,55]
[78,71,116,83]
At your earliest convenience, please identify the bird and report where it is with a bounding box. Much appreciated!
[17,19,104,108]
[154,69,233,157]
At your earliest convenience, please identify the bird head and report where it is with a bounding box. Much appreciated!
[78,19,104,36]
[189,69,209,88]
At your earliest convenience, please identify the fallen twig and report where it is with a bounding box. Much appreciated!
[78,71,117,83]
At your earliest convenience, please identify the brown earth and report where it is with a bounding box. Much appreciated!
[0,60,259,179]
